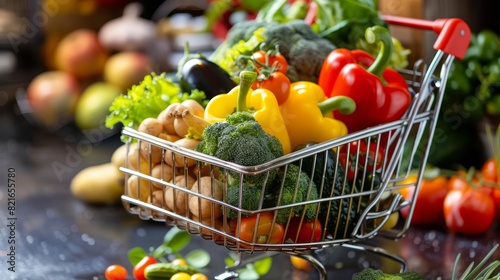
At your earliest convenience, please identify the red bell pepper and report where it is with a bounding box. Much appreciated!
[318,26,412,133]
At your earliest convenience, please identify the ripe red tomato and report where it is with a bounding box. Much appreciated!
[338,152,358,181]
[338,140,386,181]
[133,256,157,280]
[104,264,128,280]
[285,217,322,243]
[252,50,288,74]
[481,158,498,182]
[254,71,291,105]
[479,158,500,218]
[444,175,495,235]
[239,212,285,244]
[399,175,449,226]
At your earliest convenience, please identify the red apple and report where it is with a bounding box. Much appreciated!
[27,71,81,129]
[54,29,108,79]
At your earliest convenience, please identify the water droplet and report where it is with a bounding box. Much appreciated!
[26,235,34,244]
[425,231,436,241]
[413,236,421,245]
[82,210,94,220]
[46,209,56,219]
[469,250,476,258]
[136,228,146,237]
[347,250,356,259]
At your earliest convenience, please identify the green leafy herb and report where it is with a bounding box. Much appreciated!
[127,227,210,269]
[127,247,147,266]
[185,249,211,269]
[163,227,191,254]
[105,72,207,139]
[453,243,499,280]
[224,252,273,279]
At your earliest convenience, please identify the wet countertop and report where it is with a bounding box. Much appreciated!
[1,108,499,280]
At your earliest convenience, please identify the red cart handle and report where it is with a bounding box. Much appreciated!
[381,15,471,59]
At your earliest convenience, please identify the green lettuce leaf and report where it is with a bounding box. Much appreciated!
[105,72,207,138]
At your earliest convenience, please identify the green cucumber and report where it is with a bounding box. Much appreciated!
[144,263,198,280]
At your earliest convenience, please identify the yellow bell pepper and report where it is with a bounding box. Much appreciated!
[204,71,292,154]
[280,81,356,150]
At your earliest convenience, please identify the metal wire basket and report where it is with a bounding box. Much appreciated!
[119,15,471,279]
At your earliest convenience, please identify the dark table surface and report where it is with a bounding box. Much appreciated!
[1,105,499,280]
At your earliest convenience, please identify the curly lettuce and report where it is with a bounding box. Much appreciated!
[105,72,207,133]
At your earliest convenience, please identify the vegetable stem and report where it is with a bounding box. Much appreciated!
[366,26,393,78]
[317,96,356,116]
[237,71,258,112]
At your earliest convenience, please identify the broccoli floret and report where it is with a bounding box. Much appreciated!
[225,110,255,125]
[222,21,268,47]
[225,183,265,219]
[210,20,336,83]
[352,268,425,280]
[195,122,233,156]
[195,112,283,186]
[352,268,384,280]
[272,164,320,224]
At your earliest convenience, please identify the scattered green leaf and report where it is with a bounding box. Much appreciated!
[253,256,272,276]
[163,227,191,253]
[127,247,147,266]
[185,249,211,269]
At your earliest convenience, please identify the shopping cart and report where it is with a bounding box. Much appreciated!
[119,15,471,279]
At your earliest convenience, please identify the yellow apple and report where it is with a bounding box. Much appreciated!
[103,51,154,90]
[74,82,122,130]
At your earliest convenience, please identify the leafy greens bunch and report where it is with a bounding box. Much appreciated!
[105,72,207,140]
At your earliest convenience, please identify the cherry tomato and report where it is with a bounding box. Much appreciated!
[171,272,192,280]
[254,71,291,105]
[171,258,188,266]
[444,175,495,235]
[133,256,157,280]
[104,264,128,280]
[252,50,288,74]
[338,140,386,182]
[341,140,385,171]
[285,217,322,243]
[338,152,358,181]
[482,186,500,219]
[289,256,313,271]
[191,273,209,280]
[239,212,285,244]
[481,158,498,182]
[399,174,449,226]
[480,158,500,218]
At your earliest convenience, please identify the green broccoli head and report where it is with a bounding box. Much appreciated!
[196,121,234,156]
[224,183,264,219]
[225,111,256,125]
[195,113,284,186]
[352,268,385,280]
[261,20,336,83]
[210,20,336,84]
[273,164,320,224]
[352,268,424,280]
